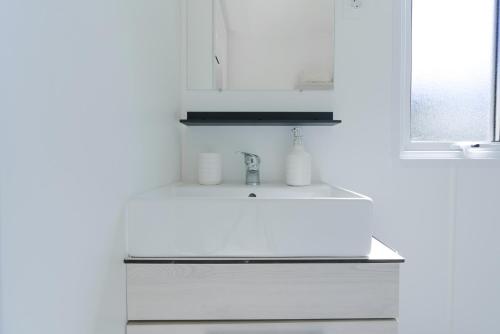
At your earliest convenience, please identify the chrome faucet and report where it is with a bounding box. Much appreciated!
[239,152,261,186]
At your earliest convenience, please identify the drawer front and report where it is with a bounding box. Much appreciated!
[127,263,399,321]
[127,320,398,334]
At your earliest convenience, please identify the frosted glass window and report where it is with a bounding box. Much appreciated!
[411,0,496,142]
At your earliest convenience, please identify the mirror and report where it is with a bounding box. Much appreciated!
[186,0,335,91]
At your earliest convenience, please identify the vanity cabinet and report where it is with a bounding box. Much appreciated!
[125,238,404,333]
[127,321,398,334]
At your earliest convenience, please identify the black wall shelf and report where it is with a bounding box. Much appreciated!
[179,112,341,126]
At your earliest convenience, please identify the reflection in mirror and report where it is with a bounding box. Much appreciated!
[186,0,335,91]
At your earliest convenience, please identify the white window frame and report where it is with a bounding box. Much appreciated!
[397,0,500,160]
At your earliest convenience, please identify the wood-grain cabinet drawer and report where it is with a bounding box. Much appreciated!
[127,320,398,334]
[126,263,399,321]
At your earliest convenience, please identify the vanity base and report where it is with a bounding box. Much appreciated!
[127,262,399,321]
[125,238,404,333]
[127,320,398,334]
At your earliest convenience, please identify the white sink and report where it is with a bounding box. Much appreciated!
[127,183,373,257]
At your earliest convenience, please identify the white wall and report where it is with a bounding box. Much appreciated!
[182,1,500,334]
[452,167,500,334]
[0,1,181,333]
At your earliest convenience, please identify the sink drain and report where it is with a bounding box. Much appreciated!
[248,193,257,198]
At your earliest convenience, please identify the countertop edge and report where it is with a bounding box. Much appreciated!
[124,237,405,264]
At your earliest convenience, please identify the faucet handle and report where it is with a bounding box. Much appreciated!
[237,152,261,170]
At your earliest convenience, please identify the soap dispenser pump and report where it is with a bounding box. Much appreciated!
[286,127,311,186]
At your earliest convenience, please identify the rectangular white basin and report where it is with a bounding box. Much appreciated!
[127,183,373,257]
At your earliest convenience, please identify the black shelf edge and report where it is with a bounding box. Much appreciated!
[124,258,403,264]
[180,112,341,126]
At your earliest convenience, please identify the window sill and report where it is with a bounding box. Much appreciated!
[400,150,464,160]
[400,144,500,160]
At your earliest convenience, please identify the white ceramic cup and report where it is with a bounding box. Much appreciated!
[198,153,222,185]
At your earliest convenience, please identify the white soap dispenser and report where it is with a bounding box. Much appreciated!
[286,127,311,186]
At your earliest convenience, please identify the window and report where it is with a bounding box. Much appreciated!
[401,0,500,158]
